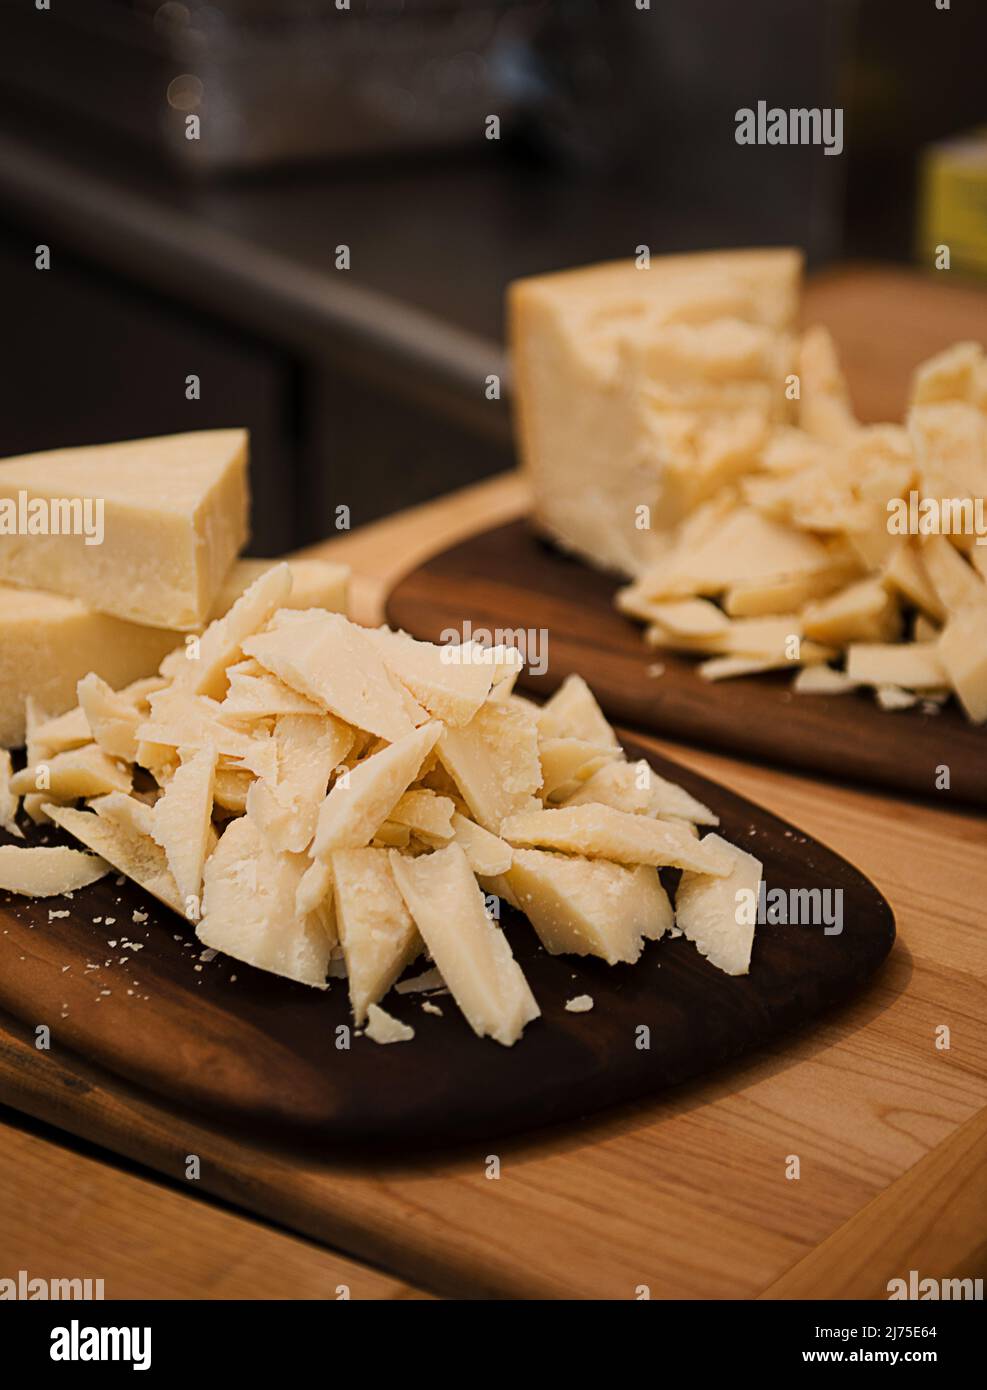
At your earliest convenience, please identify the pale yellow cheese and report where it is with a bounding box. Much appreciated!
[45,803,184,915]
[138,688,277,781]
[310,721,441,859]
[562,758,718,825]
[331,847,423,1024]
[363,629,502,727]
[211,556,349,622]
[797,326,859,444]
[0,843,108,895]
[537,673,620,748]
[244,612,415,743]
[538,738,617,801]
[213,766,252,814]
[295,856,333,918]
[151,741,217,902]
[634,509,834,599]
[500,804,731,874]
[0,429,249,628]
[389,843,540,1046]
[449,811,513,877]
[0,586,182,748]
[911,341,984,406]
[801,577,902,645]
[30,704,92,755]
[511,250,801,576]
[9,744,131,799]
[437,701,542,832]
[881,544,946,622]
[507,847,672,965]
[218,670,323,720]
[845,642,947,690]
[387,788,456,846]
[364,1004,415,1045]
[792,666,858,695]
[166,563,292,698]
[674,834,762,976]
[920,536,986,616]
[247,712,352,854]
[724,565,852,618]
[198,813,331,987]
[938,606,987,722]
[90,790,156,840]
[77,673,144,762]
[0,749,23,838]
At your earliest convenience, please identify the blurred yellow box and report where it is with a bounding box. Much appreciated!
[919,128,987,277]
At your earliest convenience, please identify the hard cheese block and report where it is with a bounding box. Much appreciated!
[0,586,181,749]
[510,249,802,576]
[0,430,249,629]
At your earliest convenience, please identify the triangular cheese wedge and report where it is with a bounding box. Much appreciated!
[0,430,248,628]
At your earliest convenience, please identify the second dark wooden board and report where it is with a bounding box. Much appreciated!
[0,739,893,1150]
[386,520,987,807]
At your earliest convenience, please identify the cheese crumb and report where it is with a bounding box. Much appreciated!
[365,1003,415,1044]
[565,994,594,1013]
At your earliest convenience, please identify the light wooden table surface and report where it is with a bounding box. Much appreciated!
[2,473,985,1300]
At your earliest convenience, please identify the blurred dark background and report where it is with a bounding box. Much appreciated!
[0,0,985,553]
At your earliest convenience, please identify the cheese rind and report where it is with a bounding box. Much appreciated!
[0,843,108,895]
[0,429,249,628]
[389,843,540,1046]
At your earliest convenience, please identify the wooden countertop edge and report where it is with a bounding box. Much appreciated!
[758,1103,987,1300]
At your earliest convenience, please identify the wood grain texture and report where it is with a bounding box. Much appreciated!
[760,1106,987,1299]
[0,1119,430,1301]
[0,739,894,1147]
[386,519,986,806]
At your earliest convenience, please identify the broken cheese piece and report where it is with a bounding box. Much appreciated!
[364,1003,415,1045]
[563,758,718,826]
[151,741,217,902]
[437,701,542,833]
[507,847,671,965]
[44,804,184,915]
[938,607,987,722]
[243,611,414,742]
[198,813,331,987]
[674,834,762,975]
[331,847,423,1024]
[0,843,109,896]
[389,842,539,1047]
[500,804,732,875]
[9,744,131,799]
[0,749,24,838]
[310,721,441,859]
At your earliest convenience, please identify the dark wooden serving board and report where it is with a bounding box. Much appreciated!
[385,520,987,807]
[0,738,894,1150]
